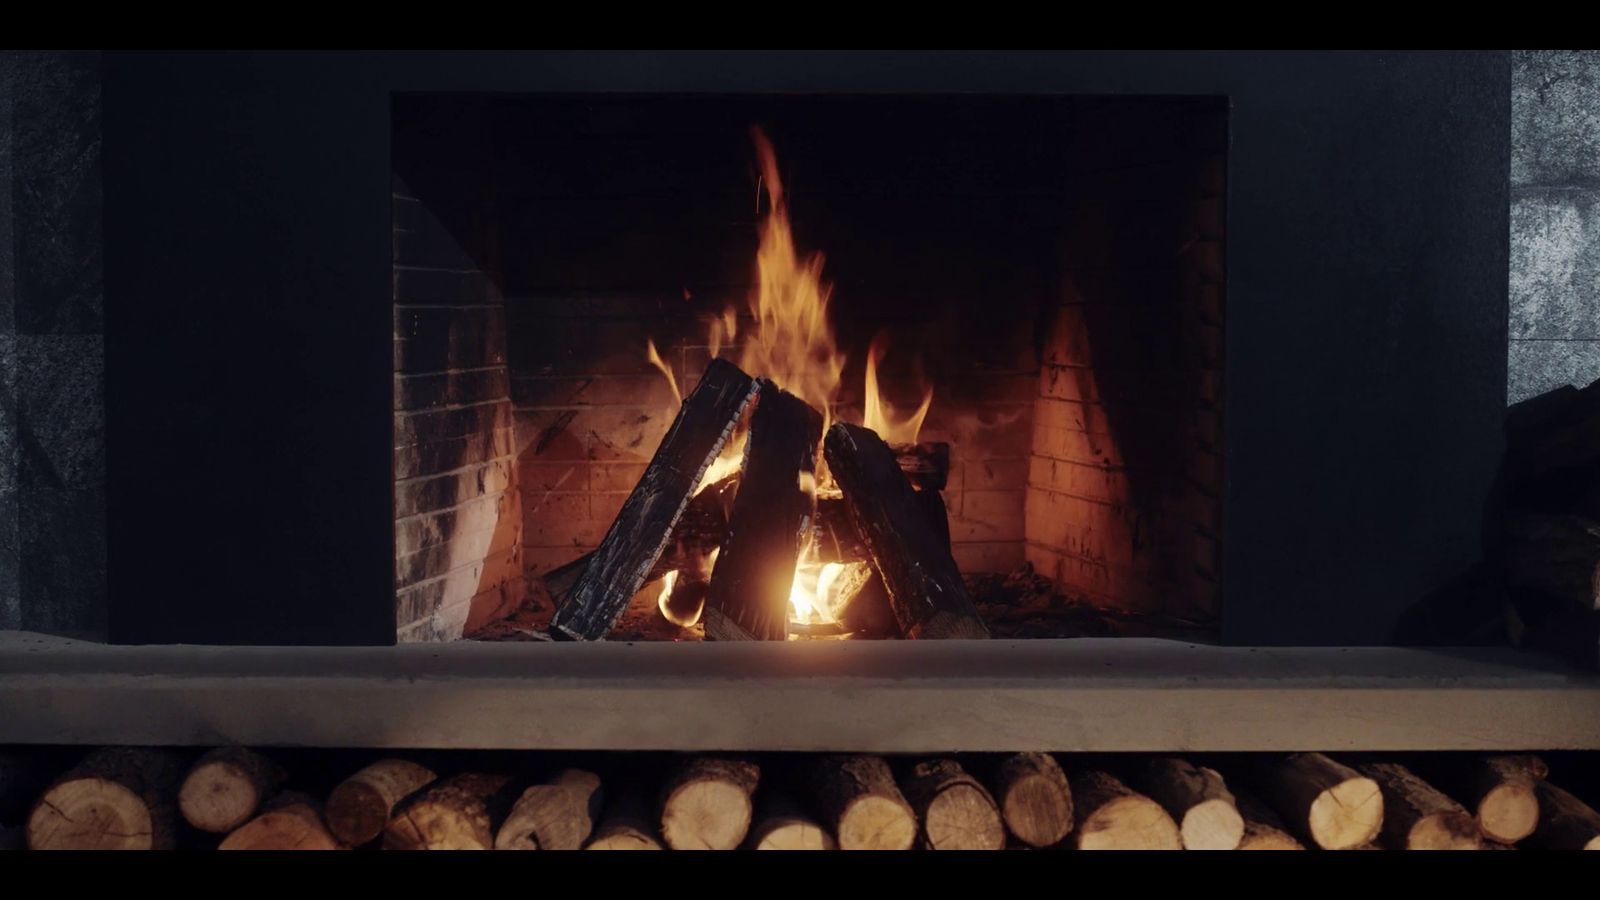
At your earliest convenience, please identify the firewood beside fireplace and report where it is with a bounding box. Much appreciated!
[9,746,1600,851]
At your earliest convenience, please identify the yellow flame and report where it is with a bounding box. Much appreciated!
[654,569,683,622]
[644,338,682,407]
[863,331,933,445]
[641,129,939,629]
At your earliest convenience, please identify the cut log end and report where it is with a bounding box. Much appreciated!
[178,748,284,834]
[989,752,1073,848]
[1404,811,1483,850]
[660,781,753,850]
[838,795,919,851]
[218,794,343,851]
[751,816,836,850]
[28,779,154,851]
[1181,797,1246,851]
[924,783,1005,850]
[1078,795,1183,851]
[1479,782,1540,845]
[1309,776,1384,851]
[325,758,437,847]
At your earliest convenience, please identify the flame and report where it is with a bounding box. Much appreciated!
[641,129,938,630]
[863,331,933,445]
[644,338,682,407]
[654,569,682,621]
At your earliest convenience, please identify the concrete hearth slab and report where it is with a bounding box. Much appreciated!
[1,632,1597,751]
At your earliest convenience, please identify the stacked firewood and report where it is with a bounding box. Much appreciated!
[5,747,1598,851]
[1499,376,1600,669]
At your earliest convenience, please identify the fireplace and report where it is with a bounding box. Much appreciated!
[88,51,1511,648]
[391,93,1226,644]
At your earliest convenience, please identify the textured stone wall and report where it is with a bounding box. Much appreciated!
[1510,51,1600,403]
[0,52,105,637]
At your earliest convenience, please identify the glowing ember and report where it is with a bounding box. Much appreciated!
[648,128,937,628]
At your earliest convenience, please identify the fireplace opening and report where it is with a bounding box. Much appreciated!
[393,94,1225,643]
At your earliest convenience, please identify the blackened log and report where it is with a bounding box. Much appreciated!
[891,441,950,491]
[824,423,988,639]
[551,359,759,640]
[703,382,824,641]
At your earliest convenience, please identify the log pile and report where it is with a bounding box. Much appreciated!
[533,358,980,642]
[7,746,1599,851]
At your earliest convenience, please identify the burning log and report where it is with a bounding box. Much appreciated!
[218,792,343,850]
[748,794,836,850]
[892,441,951,491]
[178,746,287,834]
[1358,762,1480,850]
[898,758,1005,850]
[1136,757,1244,850]
[703,382,823,641]
[552,359,759,640]
[810,754,918,850]
[1414,754,1545,844]
[325,758,437,846]
[1505,513,1600,611]
[585,791,663,850]
[26,747,183,850]
[1235,792,1305,850]
[1244,752,1383,850]
[495,769,604,850]
[985,752,1074,848]
[657,757,760,850]
[822,562,898,636]
[382,773,515,850]
[1070,770,1182,850]
[1524,781,1600,850]
[824,423,988,639]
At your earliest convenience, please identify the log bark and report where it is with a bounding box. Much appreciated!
[1245,753,1383,850]
[1234,791,1305,850]
[1070,769,1182,850]
[810,754,918,850]
[1137,757,1244,850]
[824,423,988,639]
[218,792,343,850]
[747,793,836,850]
[382,773,515,850]
[325,758,437,847]
[495,769,604,850]
[899,758,1005,850]
[1359,762,1480,850]
[986,752,1073,848]
[1416,754,1546,844]
[1505,513,1600,611]
[26,747,183,850]
[585,791,662,850]
[1524,781,1600,850]
[657,757,760,850]
[551,359,759,640]
[703,382,823,641]
[178,746,287,834]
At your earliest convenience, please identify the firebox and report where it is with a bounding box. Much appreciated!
[393,94,1225,643]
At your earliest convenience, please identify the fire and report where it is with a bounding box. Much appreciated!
[649,128,936,629]
[863,331,933,446]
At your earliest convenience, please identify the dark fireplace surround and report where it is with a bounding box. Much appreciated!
[98,52,1509,647]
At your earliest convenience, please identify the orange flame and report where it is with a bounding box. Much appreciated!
[645,129,938,630]
[863,331,933,445]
